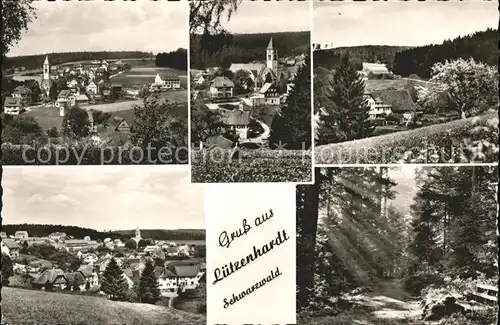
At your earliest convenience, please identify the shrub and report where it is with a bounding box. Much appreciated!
[403,271,445,296]
[191,149,312,182]
[314,111,497,164]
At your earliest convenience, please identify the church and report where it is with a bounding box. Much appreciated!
[131,227,142,244]
[229,37,278,90]
[40,55,52,97]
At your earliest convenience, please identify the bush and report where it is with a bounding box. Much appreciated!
[315,111,497,164]
[191,149,312,182]
[403,271,445,296]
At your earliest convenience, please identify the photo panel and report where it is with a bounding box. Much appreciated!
[1,166,207,325]
[189,0,313,183]
[2,1,189,166]
[313,1,499,164]
[205,183,296,324]
[296,165,498,325]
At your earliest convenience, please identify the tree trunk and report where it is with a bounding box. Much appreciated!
[297,168,321,309]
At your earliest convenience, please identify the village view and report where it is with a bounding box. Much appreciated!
[1,1,189,165]
[313,2,498,164]
[190,0,313,182]
[1,226,206,310]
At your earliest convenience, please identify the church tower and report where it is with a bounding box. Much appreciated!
[41,55,51,96]
[135,227,141,239]
[266,37,278,77]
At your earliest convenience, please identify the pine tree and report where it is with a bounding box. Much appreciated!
[317,54,374,145]
[269,51,311,150]
[100,258,129,301]
[137,260,160,304]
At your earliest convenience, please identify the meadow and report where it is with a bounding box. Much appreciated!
[191,149,312,183]
[315,111,498,164]
[1,287,205,325]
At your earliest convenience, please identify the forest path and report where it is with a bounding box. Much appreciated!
[351,279,423,322]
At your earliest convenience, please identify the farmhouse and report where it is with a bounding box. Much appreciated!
[15,231,29,239]
[3,97,23,115]
[32,268,67,290]
[370,90,424,123]
[64,239,100,252]
[221,110,251,140]
[364,93,393,118]
[108,116,131,133]
[153,74,181,89]
[1,239,21,258]
[12,85,32,103]
[210,77,234,98]
[252,82,281,106]
[361,62,391,76]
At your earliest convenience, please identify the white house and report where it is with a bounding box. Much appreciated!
[86,81,98,94]
[1,239,20,257]
[364,93,392,118]
[3,97,23,115]
[209,77,234,98]
[14,231,29,239]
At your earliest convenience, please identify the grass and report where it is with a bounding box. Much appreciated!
[25,106,63,132]
[2,287,205,325]
[191,149,312,183]
[111,65,187,88]
[315,111,498,164]
[364,78,431,92]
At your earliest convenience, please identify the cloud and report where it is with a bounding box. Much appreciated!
[10,1,188,56]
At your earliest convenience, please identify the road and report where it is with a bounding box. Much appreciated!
[240,119,270,145]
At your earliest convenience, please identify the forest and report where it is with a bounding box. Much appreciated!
[393,28,499,78]
[190,31,310,69]
[155,48,188,71]
[2,224,206,241]
[313,45,411,71]
[3,51,152,70]
[297,166,498,325]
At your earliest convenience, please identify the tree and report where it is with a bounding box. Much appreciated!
[416,58,498,119]
[72,279,81,291]
[233,69,250,94]
[137,239,148,248]
[131,97,188,155]
[125,239,137,250]
[190,100,223,145]
[2,114,42,144]
[62,105,91,138]
[137,260,160,304]
[47,126,59,138]
[2,0,37,56]
[316,54,374,145]
[100,258,129,301]
[85,281,91,291]
[268,51,311,150]
[193,245,206,258]
[49,82,59,101]
[23,79,41,103]
[1,253,14,286]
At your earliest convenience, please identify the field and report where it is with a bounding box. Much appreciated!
[1,287,205,325]
[191,149,312,183]
[364,78,431,92]
[315,111,498,164]
[110,60,187,88]
[25,106,63,132]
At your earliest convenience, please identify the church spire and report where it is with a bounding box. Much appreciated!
[44,55,49,65]
[267,37,274,50]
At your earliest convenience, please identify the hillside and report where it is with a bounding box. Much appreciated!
[190,31,310,69]
[1,224,205,241]
[393,28,498,78]
[3,51,153,70]
[313,45,412,70]
[2,287,205,325]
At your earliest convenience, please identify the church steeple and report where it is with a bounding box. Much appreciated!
[266,37,278,77]
[41,55,51,97]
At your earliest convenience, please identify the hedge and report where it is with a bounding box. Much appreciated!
[1,143,189,165]
[315,112,498,164]
[191,149,312,183]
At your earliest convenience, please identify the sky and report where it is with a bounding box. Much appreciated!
[9,0,188,57]
[388,166,418,216]
[313,1,498,47]
[2,166,205,231]
[223,1,311,34]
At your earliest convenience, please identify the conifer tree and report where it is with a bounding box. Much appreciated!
[269,51,311,150]
[317,54,374,145]
[137,260,160,304]
[100,258,129,301]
